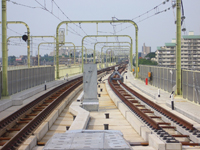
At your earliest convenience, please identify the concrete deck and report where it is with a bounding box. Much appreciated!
[88,82,145,144]
[40,107,74,143]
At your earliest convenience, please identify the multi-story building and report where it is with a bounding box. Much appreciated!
[155,31,200,70]
[142,43,151,57]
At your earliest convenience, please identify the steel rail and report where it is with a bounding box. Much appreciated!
[1,78,82,150]
[108,66,160,130]
[108,65,199,146]
[120,83,194,131]
[0,65,117,149]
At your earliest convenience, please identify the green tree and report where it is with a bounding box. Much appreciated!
[133,58,157,66]
[8,56,16,65]
[40,54,54,62]
[145,52,156,59]
[138,58,157,65]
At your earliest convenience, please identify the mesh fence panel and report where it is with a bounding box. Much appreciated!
[17,70,21,93]
[194,72,200,104]
[34,68,37,86]
[158,68,161,88]
[8,71,12,95]
[160,68,163,89]
[152,67,155,86]
[182,70,187,99]
[155,67,158,87]
[187,71,193,101]
[21,69,25,91]
[12,70,17,94]
[0,72,2,97]
[29,69,33,88]
[164,68,168,91]
[167,69,172,93]
[25,69,29,90]
[140,65,144,80]
[0,66,55,96]
[172,69,176,90]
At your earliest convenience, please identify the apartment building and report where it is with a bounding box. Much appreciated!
[155,32,200,70]
[142,43,151,57]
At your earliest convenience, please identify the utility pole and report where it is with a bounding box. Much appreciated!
[2,0,9,96]
[176,0,182,95]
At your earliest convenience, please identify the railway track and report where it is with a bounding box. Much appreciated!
[108,66,200,147]
[0,66,116,150]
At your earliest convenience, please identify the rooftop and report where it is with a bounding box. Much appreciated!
[183,35,200,39]
[165,43,176,47]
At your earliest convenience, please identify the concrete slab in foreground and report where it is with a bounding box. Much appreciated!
[43,130,132,150]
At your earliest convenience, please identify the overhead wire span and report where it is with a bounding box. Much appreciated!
[115,5,173,33]
[51,0,99,44]
[35,0,96,44]
[6,0,41,9]
[7,0,93,45]
[114,0,169,26]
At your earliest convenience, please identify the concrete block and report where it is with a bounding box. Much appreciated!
[126,111,143,135]
[69,105,81,116]
[69,101,90,130]
[118,103,128,117]
[34,122,49,141]
[82,101,99,111]
[12,98,23,106]
[56,101,66,115]
[149,134,165,150]
[45,110,59,128]
[131,146,155,150]
[32,146,44,150]
[0,101,12,112]
[44,131,131,150]
[166,143,182,150]
[193,124,200,130]
[22,136,37,150]
[69,115,89,130]
[18,145,29,150]
[141,126,151,142]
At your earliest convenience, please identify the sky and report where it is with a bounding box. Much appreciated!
[0,0,200,57]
